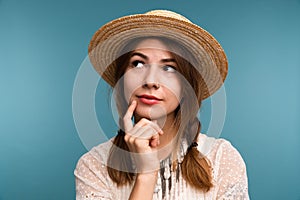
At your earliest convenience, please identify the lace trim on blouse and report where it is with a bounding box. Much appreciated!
[74,133,249,200]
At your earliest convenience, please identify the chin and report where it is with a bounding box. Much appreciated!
[135,107,167,121]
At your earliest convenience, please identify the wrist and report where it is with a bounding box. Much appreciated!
[136,171,158,183]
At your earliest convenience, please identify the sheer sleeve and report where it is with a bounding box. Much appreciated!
[74,151,113,200]
[215,140,250,200]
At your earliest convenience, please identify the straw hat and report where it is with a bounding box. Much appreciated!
[88,10,228,100]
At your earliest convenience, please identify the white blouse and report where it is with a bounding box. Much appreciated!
[74,133,249,200]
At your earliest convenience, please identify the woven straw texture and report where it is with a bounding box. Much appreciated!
[88,10,228,100]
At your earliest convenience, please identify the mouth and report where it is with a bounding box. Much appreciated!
[137,94,162,105]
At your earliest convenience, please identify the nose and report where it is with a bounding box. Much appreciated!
[143,65,160,89]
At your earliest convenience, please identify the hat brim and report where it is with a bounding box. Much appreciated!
[88,14,228,100]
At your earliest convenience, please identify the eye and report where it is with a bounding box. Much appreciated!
[162,65,177,73]
[131,60,145,68]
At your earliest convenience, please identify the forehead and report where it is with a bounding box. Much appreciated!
[134,38,169,51]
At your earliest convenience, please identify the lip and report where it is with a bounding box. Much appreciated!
[137,94,162,105]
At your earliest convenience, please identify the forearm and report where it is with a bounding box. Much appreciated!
[128,172,158,200]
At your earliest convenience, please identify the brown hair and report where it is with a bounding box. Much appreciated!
[106,36,213,191]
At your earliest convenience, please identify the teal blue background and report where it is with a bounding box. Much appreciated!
[1,0,300,199]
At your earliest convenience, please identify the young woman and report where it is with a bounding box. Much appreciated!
[75,10,249,200]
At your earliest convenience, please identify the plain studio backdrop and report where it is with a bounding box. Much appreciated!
[0,0,299,199]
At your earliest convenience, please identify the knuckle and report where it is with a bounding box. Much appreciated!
[140,118,148,123]
[124,134,130,142]
[151,122,159,129]
[129,136,135,144]
[133,139,139,145]
[127,135,135,144]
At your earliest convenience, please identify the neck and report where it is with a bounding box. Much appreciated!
[159,113,181,161]
[156,114,178,148]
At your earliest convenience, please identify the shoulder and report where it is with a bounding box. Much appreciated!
[197,134,247,180]
[79,139,113,164]
[197,134,250,198]
[74,138,115,178]
[197,133,247,171]
[74,139,117,199]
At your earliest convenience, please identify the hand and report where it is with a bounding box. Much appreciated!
[123,100,163,173]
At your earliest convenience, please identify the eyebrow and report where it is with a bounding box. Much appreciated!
[131,52,176,63]
[131,52,148,60]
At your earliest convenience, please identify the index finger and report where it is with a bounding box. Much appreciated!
[123,100,137,131]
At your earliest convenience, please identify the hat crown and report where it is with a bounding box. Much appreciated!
[145,10,191,23]
[89,9,228,100]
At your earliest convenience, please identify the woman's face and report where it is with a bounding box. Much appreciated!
[123,38,181,121]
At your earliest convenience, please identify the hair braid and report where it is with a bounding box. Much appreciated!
[181,118,213,192]
[107,129,135,186]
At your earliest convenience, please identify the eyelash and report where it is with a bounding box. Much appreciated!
[131,60,145,68]
[130,60,177,72]
[162,65,176,72]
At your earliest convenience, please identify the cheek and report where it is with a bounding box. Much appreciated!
[162,78,182,101]
[123,73,141,102]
